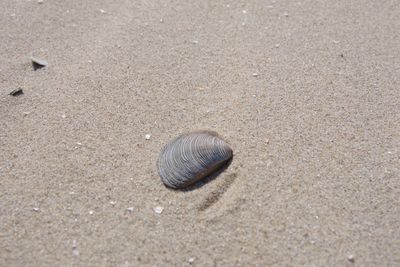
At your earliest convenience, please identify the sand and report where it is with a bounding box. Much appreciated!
[1,0,399,266]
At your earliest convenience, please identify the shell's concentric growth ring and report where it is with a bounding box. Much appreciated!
[157,131,233,189]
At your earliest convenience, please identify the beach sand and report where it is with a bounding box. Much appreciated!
[1,0,399,266]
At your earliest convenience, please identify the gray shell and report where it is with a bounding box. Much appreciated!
[30,56,48,70]
[157,131,233,189]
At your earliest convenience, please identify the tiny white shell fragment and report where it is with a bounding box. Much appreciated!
[153,206,164,214]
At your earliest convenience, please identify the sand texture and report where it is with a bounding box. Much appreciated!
[1,0,399,266]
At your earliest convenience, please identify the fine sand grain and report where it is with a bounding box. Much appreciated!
[1,0,399,266]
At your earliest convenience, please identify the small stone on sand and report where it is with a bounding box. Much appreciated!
[99,9,106,14]
[188,257,195,263]
[30,56,48,70]
[145,134,151,140]
[126,207,134,212]
[33,207,39,212]
[10,88,23,96]
[153,206,164,214]
[252,73,258,77]
[347,254,355,262]
[89,210,94,215]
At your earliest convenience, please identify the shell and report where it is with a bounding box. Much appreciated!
[157,131,233,189]
[30,56,48,70]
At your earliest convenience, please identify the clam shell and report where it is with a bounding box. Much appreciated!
[30,56,48,70]
[157,131,233,189]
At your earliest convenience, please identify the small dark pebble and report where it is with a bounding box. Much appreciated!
[31,56,48,70]
[10,88,24,96]
[340,53,344,58]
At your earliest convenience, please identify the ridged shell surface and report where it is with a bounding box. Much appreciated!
[157,131,233,189]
